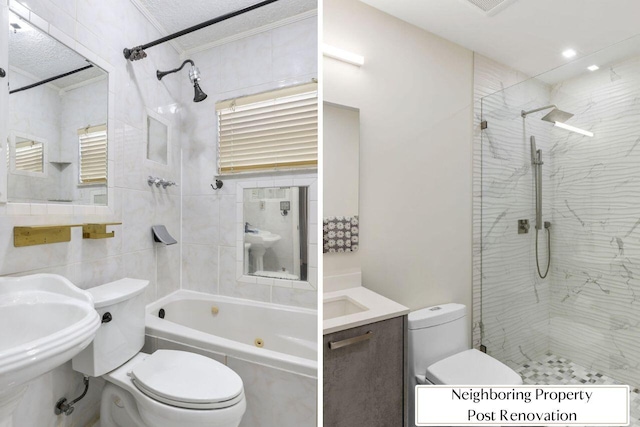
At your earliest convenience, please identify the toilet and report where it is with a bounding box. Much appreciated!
[408,303,522,426]
[72,278,246,427]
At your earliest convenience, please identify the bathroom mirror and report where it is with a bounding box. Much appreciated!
[243,186,309,281]
[145,111,170,165]
[6,9,109,205]
[323,102,360,253]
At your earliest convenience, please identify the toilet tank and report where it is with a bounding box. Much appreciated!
[408,303,469,378]
[72,278,149,376]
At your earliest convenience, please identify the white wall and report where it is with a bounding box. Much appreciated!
[324,0,474,312]
[0,0,183,425]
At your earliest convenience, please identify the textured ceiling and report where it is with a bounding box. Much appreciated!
[360,0,640,80]
[8,12,106,90]
[132,0,317,52]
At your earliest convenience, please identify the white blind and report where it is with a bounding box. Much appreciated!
[78,124,107,184]
[15,140,44,173]
[216,82,318,174]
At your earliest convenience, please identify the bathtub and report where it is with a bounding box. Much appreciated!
[145,290,317,377]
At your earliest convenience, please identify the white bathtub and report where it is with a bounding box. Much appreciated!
[145,290,317,377]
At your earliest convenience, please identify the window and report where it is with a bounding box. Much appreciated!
[216,82,317,174]
[78,124,107,184]
[15,139,44,173]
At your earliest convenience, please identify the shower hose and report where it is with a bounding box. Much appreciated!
[535,227,551,279]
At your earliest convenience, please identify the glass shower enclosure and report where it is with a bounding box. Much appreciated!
[480,35,640,421]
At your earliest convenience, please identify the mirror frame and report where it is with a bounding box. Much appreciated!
[2,4,115,214]
[236,175,318,290]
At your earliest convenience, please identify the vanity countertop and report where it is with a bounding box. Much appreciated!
[323,286,410,335]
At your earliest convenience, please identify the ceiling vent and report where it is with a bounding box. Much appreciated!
[462,0,518,16]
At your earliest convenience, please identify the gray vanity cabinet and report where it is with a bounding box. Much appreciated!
[323,316,406,427]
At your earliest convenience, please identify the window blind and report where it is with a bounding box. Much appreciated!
[15,140,44,173]
[216,82,317,174]
[78,124,107,184]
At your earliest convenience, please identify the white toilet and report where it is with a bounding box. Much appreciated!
[408,303,522,425]
[72,278,246,427]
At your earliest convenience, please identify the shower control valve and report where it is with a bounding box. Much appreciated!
[147,176,161,187]
[518,219,530,234]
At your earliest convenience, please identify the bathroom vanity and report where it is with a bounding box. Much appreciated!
[323,282,409,427]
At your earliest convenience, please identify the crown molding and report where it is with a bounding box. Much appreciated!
[181,9,317,58]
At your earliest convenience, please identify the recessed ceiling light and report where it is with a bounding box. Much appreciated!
[562,49,577,59]
[587,65,600,71]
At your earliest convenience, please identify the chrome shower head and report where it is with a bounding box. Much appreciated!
[523,105,593,137]
[521,104,574,122]
[540,108,574,123]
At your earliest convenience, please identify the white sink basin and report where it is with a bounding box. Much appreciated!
[245,231,282,273]
[0,274,100,425]
[324,296,368,320]
[244,230,281,249]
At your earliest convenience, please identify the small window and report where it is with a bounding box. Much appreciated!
[15,138,44,173]
[78,124,107,184]
[216,82,317,175]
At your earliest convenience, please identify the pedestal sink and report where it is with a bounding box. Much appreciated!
[0,274,100,427]
[245,231,281,272]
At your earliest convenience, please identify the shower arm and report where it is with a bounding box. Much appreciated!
[521,105,558,118]
[157,60,194,81]
[123,0,280,61]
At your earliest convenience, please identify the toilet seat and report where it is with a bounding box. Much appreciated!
[426,349,523,385]
[129,350,244,410]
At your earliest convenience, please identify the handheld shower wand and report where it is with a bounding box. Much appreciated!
[531,136,543,230]
[530,135,551,279]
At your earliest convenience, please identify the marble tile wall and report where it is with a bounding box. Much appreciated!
[473,54,553,364]
[0,0,183,425]
[548,55,640,387]
[179,15,318,309]
[475,52,640,388]
[472,56,532,350]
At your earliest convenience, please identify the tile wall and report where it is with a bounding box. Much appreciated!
[476,54,553,366]
[475,52,640,388]
[179,15,318,309]
[548,55,640,387]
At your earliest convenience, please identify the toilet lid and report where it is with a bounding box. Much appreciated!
[130,350,244,409]
[426,349,523,385]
